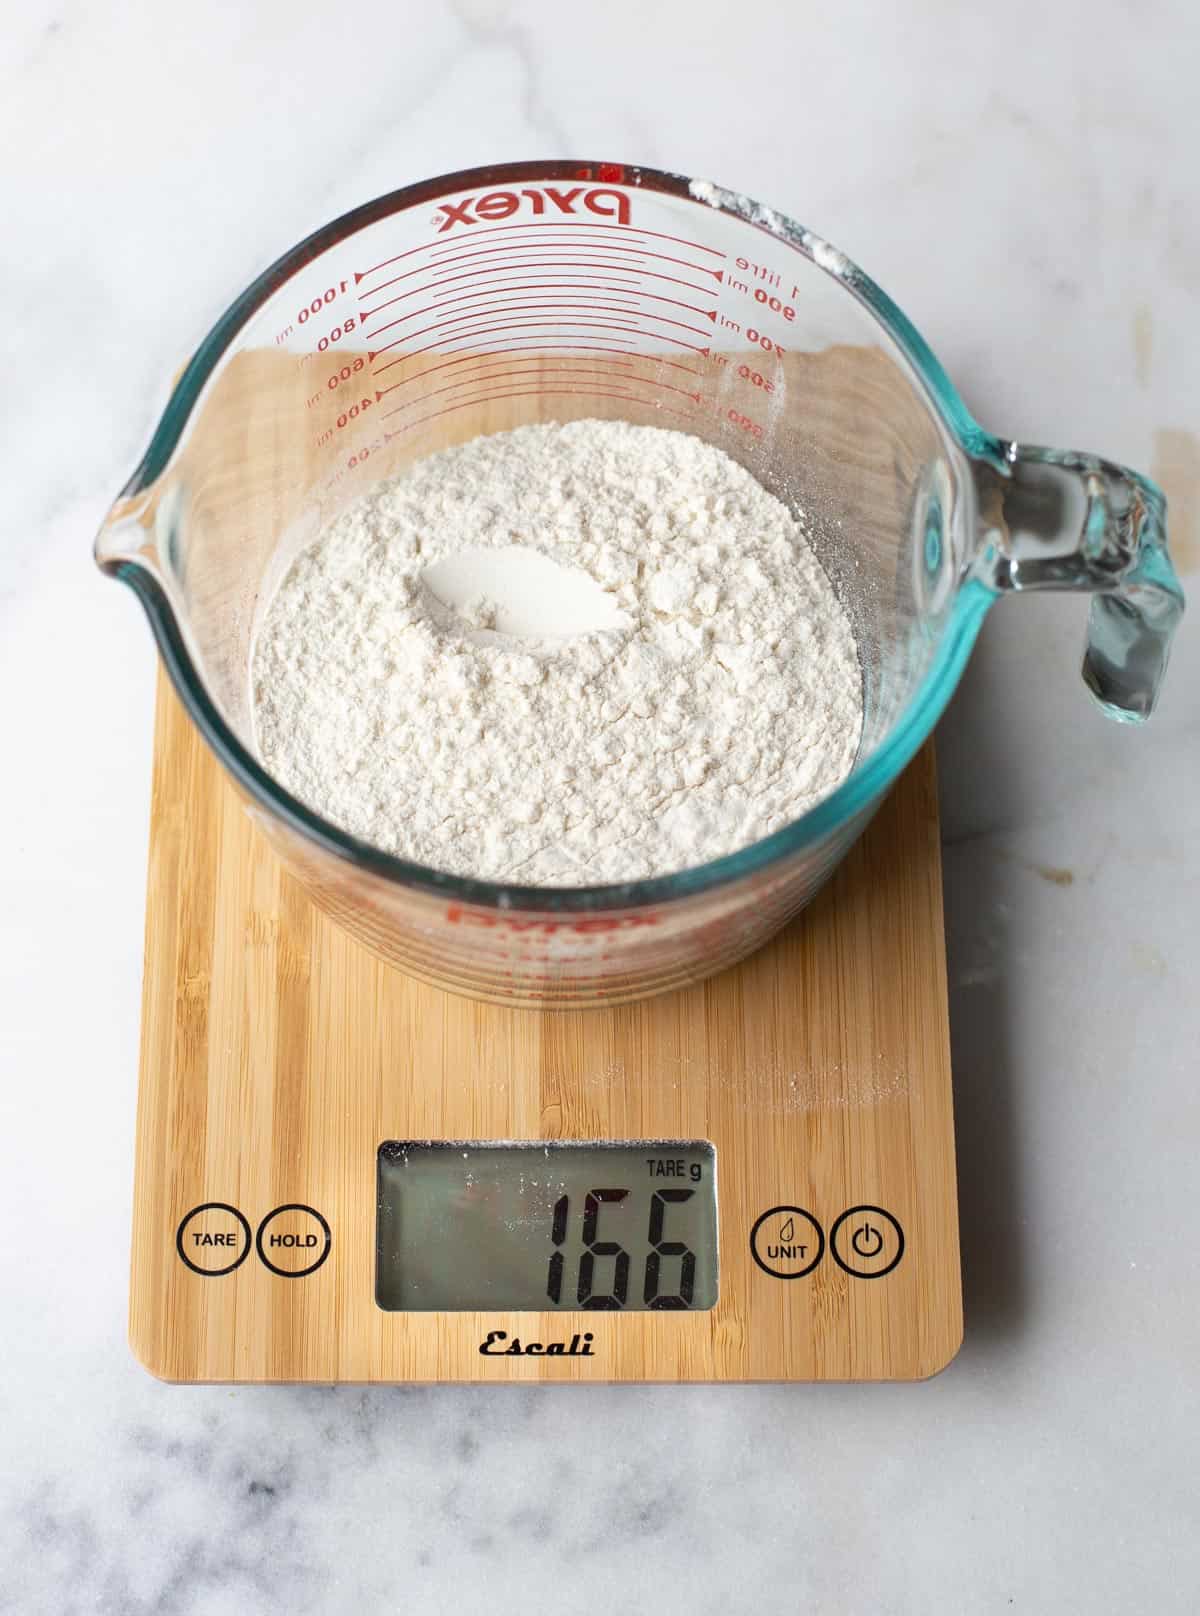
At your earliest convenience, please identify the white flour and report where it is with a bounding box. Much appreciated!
[252,420,862,885]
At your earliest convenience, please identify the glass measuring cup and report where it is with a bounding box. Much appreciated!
[95,161,1184,1007]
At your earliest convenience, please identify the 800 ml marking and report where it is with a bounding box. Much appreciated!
[317,317,357,351]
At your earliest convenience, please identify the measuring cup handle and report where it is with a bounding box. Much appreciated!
[976,443,1184,721]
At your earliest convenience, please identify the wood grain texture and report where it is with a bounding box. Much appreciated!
[131,670,961,1382]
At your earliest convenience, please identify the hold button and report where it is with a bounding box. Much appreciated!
[256,1204,332,1277]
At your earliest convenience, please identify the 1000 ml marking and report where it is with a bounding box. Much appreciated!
[728,255,782,290]
[276,281,350,344]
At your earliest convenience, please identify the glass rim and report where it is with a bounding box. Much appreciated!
[107,159,1002,913]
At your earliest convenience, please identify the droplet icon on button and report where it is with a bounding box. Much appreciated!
[749,1206,825,1279]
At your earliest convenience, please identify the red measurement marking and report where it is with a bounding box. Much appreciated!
[427,237,655,269]
[418,334,708,369]
[365,290,718,347]
[430,260,715,298]
[363,288,642,335]
[424,220,726,259]
[380,366,697,423]
[376,347,634,399]
[356,230,662,286]
[361,242,661,301]
[426,239,724,282]
[428,231,657,257]
[434,337,638,362]
[361,255,707,321]
[431,276,641,303]
[356,241,440,280]
[432,271,639,299]
[363,281,642,328]
[356,221,725,290]
[360,246,655,304]
[362,260,646,316]
[634,353,705,379]
[372,319,710,374]
[357,262,438,300]
[368,301,714,358]
[415,281,718,325]
[369,299,642,349]
[384,387,697,441]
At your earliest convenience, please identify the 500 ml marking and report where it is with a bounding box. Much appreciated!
[727,407,764,440]
[736,363,774,394]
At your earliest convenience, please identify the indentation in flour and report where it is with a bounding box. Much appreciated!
[252,420,863,885]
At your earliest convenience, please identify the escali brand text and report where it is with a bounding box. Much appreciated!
[479,1330,595,1357]
[436,187,630,232]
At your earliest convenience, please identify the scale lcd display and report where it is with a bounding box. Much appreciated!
[377,1141,718,1313]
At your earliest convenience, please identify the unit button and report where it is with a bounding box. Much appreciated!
[749,1206,825,1279]
[830,1206,904,1279]
[256,1204,332,1278]
[176,1203,252,1276]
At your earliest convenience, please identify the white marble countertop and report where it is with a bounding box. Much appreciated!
[3,2,1198,1610]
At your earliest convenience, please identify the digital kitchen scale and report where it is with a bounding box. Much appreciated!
[130,672,961,1382]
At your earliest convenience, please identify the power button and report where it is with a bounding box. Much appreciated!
[830,1206,904,1279]
[852,1225,884,1259]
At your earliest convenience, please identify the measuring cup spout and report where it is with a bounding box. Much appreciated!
[973,445,1184,721]
[94,488,158,576]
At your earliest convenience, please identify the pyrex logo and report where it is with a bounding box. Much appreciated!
[435,186,631,233]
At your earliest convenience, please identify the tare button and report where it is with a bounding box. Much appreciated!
[255,1205,332,1278]
[176,1203,252,1276]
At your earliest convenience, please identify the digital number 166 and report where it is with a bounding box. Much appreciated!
[546,1189,696,1309]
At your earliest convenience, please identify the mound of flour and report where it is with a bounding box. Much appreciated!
[252,420,862,885]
